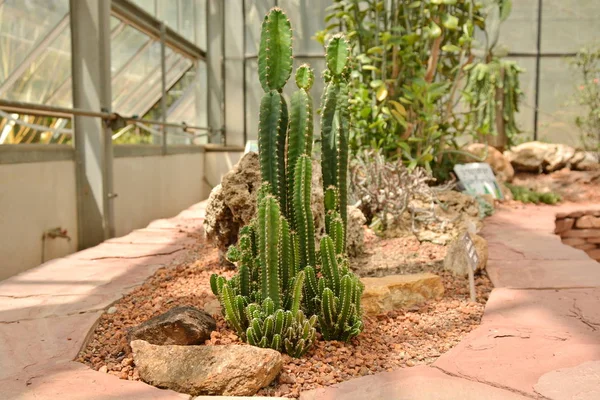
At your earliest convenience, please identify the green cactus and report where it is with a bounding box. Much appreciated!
[293,155,316,268]
[210,7,363,356]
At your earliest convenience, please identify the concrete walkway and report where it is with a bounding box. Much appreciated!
[1,201,599,399]
[301,203,600,400]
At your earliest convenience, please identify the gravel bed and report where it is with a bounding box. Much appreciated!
[78,233,492,398]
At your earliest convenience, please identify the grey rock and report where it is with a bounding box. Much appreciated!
[346,205,366,257]
[131,340,283,396]
[129,306,216,346]
[444,232,488,277]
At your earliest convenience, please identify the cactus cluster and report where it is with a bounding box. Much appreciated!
[210,7,363,357]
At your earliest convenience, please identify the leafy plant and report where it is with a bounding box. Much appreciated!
[505,183,561,205]
[462,0,523,150]
[569,45,600,152]
[315,0,487,180]
[210,8,363,357]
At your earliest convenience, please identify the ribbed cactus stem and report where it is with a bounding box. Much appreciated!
[320,235,341,294]
[258,8,293,92]
[320,82,340,191]
[337,82,349,238]
[258,195,282,308]
[293,155,316,268]
[279,216,292,292]
[259,91,286,199]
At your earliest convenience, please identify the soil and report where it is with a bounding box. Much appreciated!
[78,231,492,398]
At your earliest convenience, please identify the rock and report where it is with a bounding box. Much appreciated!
[129,306,216,346]
[131,340,282,396]
[504,141,581,173]
[444,233,488,277]
[586,248,600,260]
[572,151,599,171]
[346,206,366,257]
[202,299,221,316]
[561,229,600,239]
[413,190,481,245]
[98,365,108,373]
[107,306,117,314]
[554,218,574,234]
[574,243,597,251]
[575,215,600,229]
[361,273,444,315]
[534,360,600,400]
[561,237,587,246]
[464,143,514,182]
[499,182,513,201]
[204,152,325,261]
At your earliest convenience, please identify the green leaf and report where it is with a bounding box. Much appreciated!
[369,80,384,88]
[388,100,407,116]
[408,1,421,8]
[376,86,388,101]
[362,65,381,72]
[442,44,461,53]
[442,14,459,30]
[429,21,442,38]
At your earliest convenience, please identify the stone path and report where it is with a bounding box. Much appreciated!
[1,201,599,399]
[301,203,600,400]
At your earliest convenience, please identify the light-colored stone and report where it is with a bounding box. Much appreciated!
[203,152,325,261]
[202,298,221,316]
[444,233,488,277]
[534,361,600,400]
[575,215,600,229]
[504,142,579,173]
[131,341,282,396]
[464,143,514,182]
[561,228,600,238]
[107,306,117,314]
[587,237,600,244]
[128,306,216,346]
[346,205,366,257]
[554,218,574,234]
[361,273,444,315]
[572,151,599,171]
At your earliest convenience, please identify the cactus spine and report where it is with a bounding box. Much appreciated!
[210,7,363,356]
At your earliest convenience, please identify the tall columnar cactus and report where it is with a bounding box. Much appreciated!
[210,7,363,356]
[258,9,293,215]
[320,34,351,245]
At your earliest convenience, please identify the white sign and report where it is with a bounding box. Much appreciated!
[245,140,259,154]
[454,162,503,199]
[462,232,479,271]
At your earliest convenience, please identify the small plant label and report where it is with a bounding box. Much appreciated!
[462,232,479,271]
[454,162,503,199]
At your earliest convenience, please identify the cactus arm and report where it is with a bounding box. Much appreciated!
[325,34,350,78]
[321,288,336,338]
[320,236,340,294]
[293,155,316,268]
[337,275,353,335]
[279,216,292,292]
[337,83,350,237]
[258,196,281,308]
[259,91,286,194]
[320,82,340,190]
[328,213,345,255]
[291,271,305,315]
[221,285,245,335]
[258,8,293,92]
[277,99,289,215]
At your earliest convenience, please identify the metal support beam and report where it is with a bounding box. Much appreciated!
[533,0,543,140]
[160,22,168,152]
[223,0,245,147]
[207,0,224,144]
[70,0,115,248]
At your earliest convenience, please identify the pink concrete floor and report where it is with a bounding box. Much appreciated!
[1,201,599,400]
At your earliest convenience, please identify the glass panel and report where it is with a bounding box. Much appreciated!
[195,0,206,49]
[505,56,535,142]
[0,0,69,82]
[497,0,538,54]
[112,41,162,111]
[538,57,580,146]
[157,0,179,32]
[245,0,275,56]
[5,27,71,106]
[541,0,600,54]
[180,0,195,44]
[279,0,327,55]
[112,24,151,73]
[131,0,156,16]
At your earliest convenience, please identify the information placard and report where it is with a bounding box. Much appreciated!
[454,162,503,199]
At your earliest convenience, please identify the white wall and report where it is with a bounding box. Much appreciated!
[0,161,78,281]
[113,152,205,237]
[203,151,244,195]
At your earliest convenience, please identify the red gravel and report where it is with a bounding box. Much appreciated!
[78,233,492,398]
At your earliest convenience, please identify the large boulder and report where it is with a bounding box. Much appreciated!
[464,143,514,182]
[129,306,216,346]
[204,152,326,260]
[361,273,444,315]
[573,151,600,171]
[504,141,586,173]
[443,233,488,277]
[131,341,282,396]
[346,205,367,257]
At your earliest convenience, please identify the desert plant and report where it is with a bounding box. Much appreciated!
[210,7,363,357]
[569,45,600,152]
